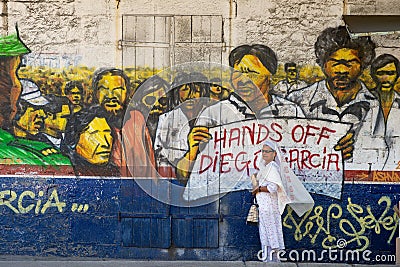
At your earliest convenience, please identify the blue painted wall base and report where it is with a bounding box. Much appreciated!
[0,177,397,264]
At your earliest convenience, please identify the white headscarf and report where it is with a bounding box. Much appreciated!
[259,139,283,169]
[257,140,314,217]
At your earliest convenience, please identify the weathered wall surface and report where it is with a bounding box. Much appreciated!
[5,0,400,67]
[0,0,398,264]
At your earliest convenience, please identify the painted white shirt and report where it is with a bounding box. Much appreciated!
[368,94,400,170]
[287,80,381,170]
[43,133,63,149]
[195,93,304,128]
[272,79,308,98]
[154,108,191,168]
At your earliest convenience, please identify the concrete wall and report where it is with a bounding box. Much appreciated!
[5,0,400,67]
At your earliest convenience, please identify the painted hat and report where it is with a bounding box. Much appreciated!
[19,79,48,106]
[0,27,30,56]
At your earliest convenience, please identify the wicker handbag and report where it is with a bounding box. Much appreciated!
[246,198,259,224]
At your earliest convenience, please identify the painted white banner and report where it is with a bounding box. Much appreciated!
[183,117,351,200]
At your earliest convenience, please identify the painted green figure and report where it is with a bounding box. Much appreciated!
[0,128,71,166]
[0,30,30,130]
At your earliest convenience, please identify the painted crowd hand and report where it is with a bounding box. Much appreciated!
[187,126,212,159]
[334,131,354,160]
[176,126,211,184]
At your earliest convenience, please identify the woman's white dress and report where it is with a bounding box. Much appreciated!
[256,161,285,261]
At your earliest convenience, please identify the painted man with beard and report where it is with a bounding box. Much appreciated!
[287,26,377,162]
[91,68,156,177]
[92,68,129,127]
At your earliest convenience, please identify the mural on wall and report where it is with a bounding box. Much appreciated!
[0,22,397,262]
[183,117,350,200]
[0,26,398,187]
[0,31,71,169]
[369,54,400,170]
[270,62,309,98]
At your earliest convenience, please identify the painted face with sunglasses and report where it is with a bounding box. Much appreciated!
[141,87,169,116]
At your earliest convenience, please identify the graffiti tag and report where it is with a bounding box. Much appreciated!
[283,196,399,251]
[0,188,89,214]
[373,171,400,182]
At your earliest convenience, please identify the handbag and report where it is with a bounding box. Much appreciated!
[246,197,259,224]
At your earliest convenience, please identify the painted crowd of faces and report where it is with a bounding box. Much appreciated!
[5,26,400,177]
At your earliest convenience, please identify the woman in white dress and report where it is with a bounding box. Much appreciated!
[251,140,314,262]
[251,140,285,262]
